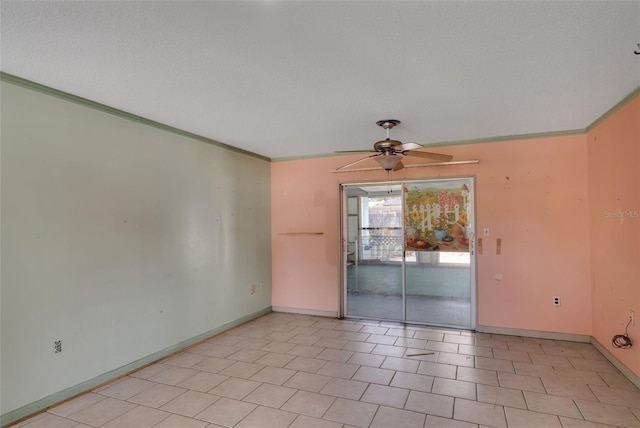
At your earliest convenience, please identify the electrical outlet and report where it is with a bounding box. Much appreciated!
[552,296,561,307]
[250,284,256,295]
[54,340,62,353]
[631,310,635,326]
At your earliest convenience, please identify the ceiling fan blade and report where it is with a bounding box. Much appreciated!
[334,149,376,153]
[392,160,404,172]
[336,153,381,170]
[404,151,453,162]
[398,142,422,151]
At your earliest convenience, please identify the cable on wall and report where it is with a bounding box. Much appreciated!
[612,317,633,349]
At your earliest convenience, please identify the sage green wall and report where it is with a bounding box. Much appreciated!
[0,80,272,418]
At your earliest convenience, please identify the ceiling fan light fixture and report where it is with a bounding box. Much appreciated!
[375,153,402,171]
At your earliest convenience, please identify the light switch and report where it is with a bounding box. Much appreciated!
[483,228,490,237]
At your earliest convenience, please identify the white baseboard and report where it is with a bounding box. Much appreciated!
[272,306,338,318]
[591,337,640,389]
[476,325,591,343]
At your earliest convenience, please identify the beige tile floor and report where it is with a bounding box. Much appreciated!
[14,313,640,428]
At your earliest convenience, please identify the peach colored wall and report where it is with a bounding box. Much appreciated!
[587,95,639,376]
[272,134,592,335]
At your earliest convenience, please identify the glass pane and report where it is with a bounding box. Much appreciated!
[346,185,403,321]
[404,179,473,328]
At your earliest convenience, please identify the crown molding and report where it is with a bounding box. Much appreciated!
[0,72,270,162]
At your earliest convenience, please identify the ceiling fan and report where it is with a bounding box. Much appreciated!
[335,120,453,171]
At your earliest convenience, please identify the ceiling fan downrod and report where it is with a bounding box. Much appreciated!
[376,119,401,140]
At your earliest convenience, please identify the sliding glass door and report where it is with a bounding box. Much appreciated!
[344,185,404,321]
[341,178,475,329]
[403,179,474,327]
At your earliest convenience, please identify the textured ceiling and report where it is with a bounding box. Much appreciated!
[1,1,639,159]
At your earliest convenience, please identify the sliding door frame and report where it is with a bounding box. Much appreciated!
[339,176,477,330]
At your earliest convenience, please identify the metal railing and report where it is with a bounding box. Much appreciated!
[359,227,403,261]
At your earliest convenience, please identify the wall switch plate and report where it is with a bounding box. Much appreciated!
[483,228,490,236]
[553,296,561,306]
[495,273,503,281]
[54,340,62,353]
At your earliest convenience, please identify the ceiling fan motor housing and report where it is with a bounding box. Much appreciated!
[374,120,403,153]
[373,139,403,152]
